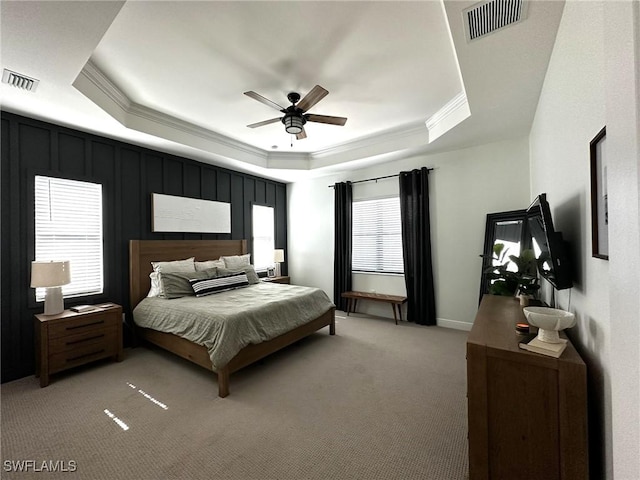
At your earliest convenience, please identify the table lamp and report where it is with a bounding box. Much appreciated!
[31,261,71,315]
[273,249,285,277]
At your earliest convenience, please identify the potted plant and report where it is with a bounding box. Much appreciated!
[481,243,540,304]
[515,275,540,306]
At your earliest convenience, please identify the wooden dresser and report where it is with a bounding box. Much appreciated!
[35,303,123,387]
[467,295,588,480]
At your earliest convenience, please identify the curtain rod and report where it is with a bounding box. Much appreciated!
[327,168,434,188]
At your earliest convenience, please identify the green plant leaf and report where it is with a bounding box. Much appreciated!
[489,280,517,296]
[521,249,536,263]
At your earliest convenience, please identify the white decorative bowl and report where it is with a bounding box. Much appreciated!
[522,306,576,344]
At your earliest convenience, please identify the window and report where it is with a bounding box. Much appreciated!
[352,197,404,274]
[34,176,104,300]
[252,204,275,271]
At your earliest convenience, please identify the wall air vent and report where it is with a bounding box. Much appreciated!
[2,69,39,92]
[463,0,528,42]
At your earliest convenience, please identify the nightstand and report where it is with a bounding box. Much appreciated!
[34,303,123,387]
[262,276,290,284]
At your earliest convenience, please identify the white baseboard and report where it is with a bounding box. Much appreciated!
[336,310,473,331]
[437,318,473,331]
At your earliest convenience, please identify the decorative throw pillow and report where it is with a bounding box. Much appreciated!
[217,265,260,285]
[161,268,218,299]
[190,272,249,297]
[151,257,196,273]
[148,257,196,297]
[220,254,251,269]
[195,259,225,271]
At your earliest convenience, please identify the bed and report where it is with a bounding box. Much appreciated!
[129,239,335,397]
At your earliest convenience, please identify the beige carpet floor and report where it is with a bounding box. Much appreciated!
[1,313,469,480]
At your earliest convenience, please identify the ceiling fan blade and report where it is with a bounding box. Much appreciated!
[306,114,347,126]
[244,91,285,111]
[296,85,329,112]
[247,117,281,128]
[296,128,307,140]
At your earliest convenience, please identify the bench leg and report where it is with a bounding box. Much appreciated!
[391,304,398,325]
[347,299,357,316]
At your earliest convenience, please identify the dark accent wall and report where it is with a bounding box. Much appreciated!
[1,112,288,383]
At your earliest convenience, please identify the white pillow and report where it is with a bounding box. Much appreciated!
[151,257,196,273]
[147,271,162,297]
[221,254,251,269]
[147,257,196,297]
[195,259,225,271]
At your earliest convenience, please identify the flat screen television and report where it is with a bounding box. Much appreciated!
[526,194,573,290]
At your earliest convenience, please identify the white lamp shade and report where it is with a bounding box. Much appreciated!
[30,261,71,288]
[273,249,285,263]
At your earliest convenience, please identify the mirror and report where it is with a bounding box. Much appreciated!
[479,209,529,303]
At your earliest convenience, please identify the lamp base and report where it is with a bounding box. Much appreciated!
[44,286,64,315]
[275,263,281,277]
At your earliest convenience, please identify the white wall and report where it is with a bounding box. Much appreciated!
[288,136,530,329]
[605,2,640,479]
[529,1,640,478]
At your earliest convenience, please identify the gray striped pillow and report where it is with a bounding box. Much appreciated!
[190,273,249,297]
[161,268,218,299]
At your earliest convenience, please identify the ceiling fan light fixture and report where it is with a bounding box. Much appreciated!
[245,86,346,139]
[283,114,304,134]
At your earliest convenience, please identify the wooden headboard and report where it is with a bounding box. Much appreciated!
[129,239,248,310]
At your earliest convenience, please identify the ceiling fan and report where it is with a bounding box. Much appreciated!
[244,85,347,140]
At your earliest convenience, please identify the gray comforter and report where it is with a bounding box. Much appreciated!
[133,282,334,371]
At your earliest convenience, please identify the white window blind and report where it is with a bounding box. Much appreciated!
[352,197,404,274]
[34,176,104,300]
[252,204,275,271]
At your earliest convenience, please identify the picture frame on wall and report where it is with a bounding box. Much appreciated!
[590,126,608,260]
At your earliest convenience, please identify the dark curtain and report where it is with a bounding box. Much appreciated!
[399,168,436,325]
[333,182,352,311]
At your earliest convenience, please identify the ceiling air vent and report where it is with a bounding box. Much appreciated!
[463,0,528,42]
[2,69,39,92]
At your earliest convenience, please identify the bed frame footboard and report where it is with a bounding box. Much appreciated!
[136,307,335,398]
[130,240,335,398]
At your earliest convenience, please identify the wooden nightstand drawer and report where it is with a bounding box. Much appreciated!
[49,327,118,354]
[49,337,118,373]
[35,303,123,387]
[48,313,117,339]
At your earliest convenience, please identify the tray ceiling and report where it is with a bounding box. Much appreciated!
[1,1,565,182]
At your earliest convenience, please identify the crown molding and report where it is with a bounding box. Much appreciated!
[307,121,430,169]
[72,60,131,124]
[74,60,468,172]
[74,60,269,165]
[125,102,266,159]
[312,121,428,160]
[78,60,130,110]
[425,91,470,142]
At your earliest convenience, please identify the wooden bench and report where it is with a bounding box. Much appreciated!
[341,291,408,325]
